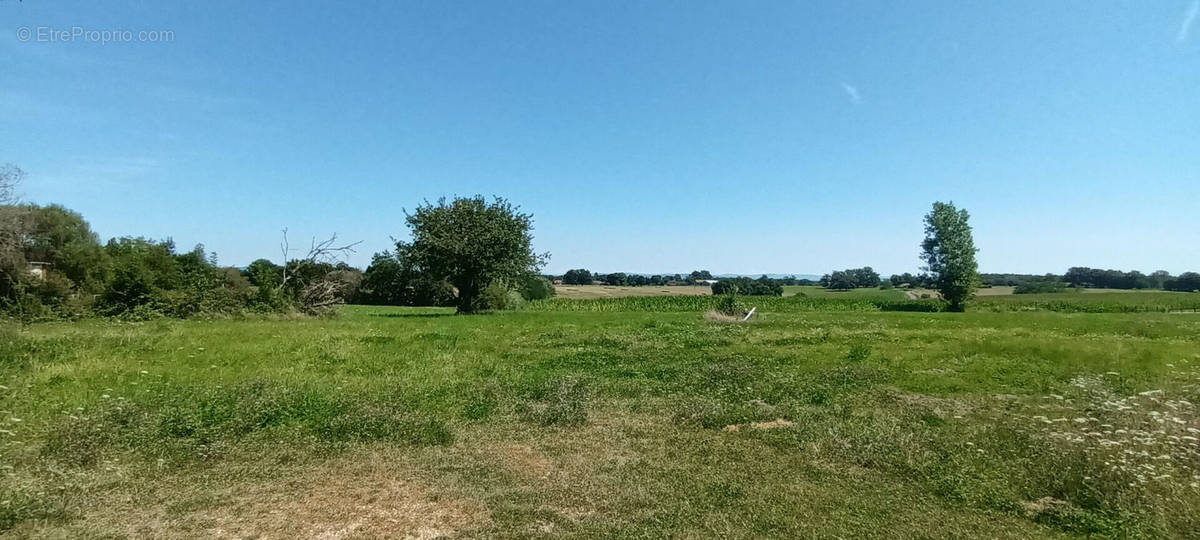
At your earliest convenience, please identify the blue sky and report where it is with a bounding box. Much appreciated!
[3,1,1198,275]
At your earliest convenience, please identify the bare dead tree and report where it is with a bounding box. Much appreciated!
[0,164,28,296]
[276,227,361,315]
[0,164,23,205]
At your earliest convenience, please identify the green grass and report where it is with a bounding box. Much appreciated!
[3,303,1200,537]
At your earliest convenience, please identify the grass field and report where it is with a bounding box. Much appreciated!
[4,299,1200,537]
[553,284,712,299]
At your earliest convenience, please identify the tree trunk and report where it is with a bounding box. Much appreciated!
[456,282,475,314]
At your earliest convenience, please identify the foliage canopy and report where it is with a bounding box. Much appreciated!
[920,202,980,311]
[403,196,547,313]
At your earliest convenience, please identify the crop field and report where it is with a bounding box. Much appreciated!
[972,292,1200,314]
[783,285,909,300]
[552,284,712,299]
[4,294,1200,538]
[917,287,1176,298]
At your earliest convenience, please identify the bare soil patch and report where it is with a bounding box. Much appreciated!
[723,418,797,432]
[77,451,488,539]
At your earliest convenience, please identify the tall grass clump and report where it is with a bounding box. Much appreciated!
[37,378,454,468]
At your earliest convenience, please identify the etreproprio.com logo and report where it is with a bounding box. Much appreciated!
[16,25,174,44]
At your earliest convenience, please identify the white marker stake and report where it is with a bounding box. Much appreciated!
[743,307,757,321]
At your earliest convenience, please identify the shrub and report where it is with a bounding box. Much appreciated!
[521,274,556,301]
[475,280,525,311]
[714,292,742,316]
[846,343,872,361]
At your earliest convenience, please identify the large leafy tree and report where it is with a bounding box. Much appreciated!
[2,203,109,304]
[562,268,592,285]
[920,201,980,311]
[404,196,547,313]
[23,205,110,292]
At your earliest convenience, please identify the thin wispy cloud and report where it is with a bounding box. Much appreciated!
[1179,0,1200,43]
[840,82,861,105]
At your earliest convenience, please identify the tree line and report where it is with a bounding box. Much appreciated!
[977,269,1198,293]
[0,207,366,320]
[819,267,881,290]
[561,270,705,287]
[827,268,1199,295]
[559,268,815,289]
[3,162,1194,320]
[741,202,984,309]
[710,276,785,296]
[0,192,557,319]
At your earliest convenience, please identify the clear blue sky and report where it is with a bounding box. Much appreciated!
[4,1,1198,275]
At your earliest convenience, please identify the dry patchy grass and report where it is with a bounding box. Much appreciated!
[6,306,1200,537]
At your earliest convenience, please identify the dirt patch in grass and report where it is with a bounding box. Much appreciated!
[722,418,797,432]
[72,451,489,539]
[1022,496,1069,515]
[488,443,554,480]
[889,389,972,418]
[703,310,746,324]
[232,473,478,538]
